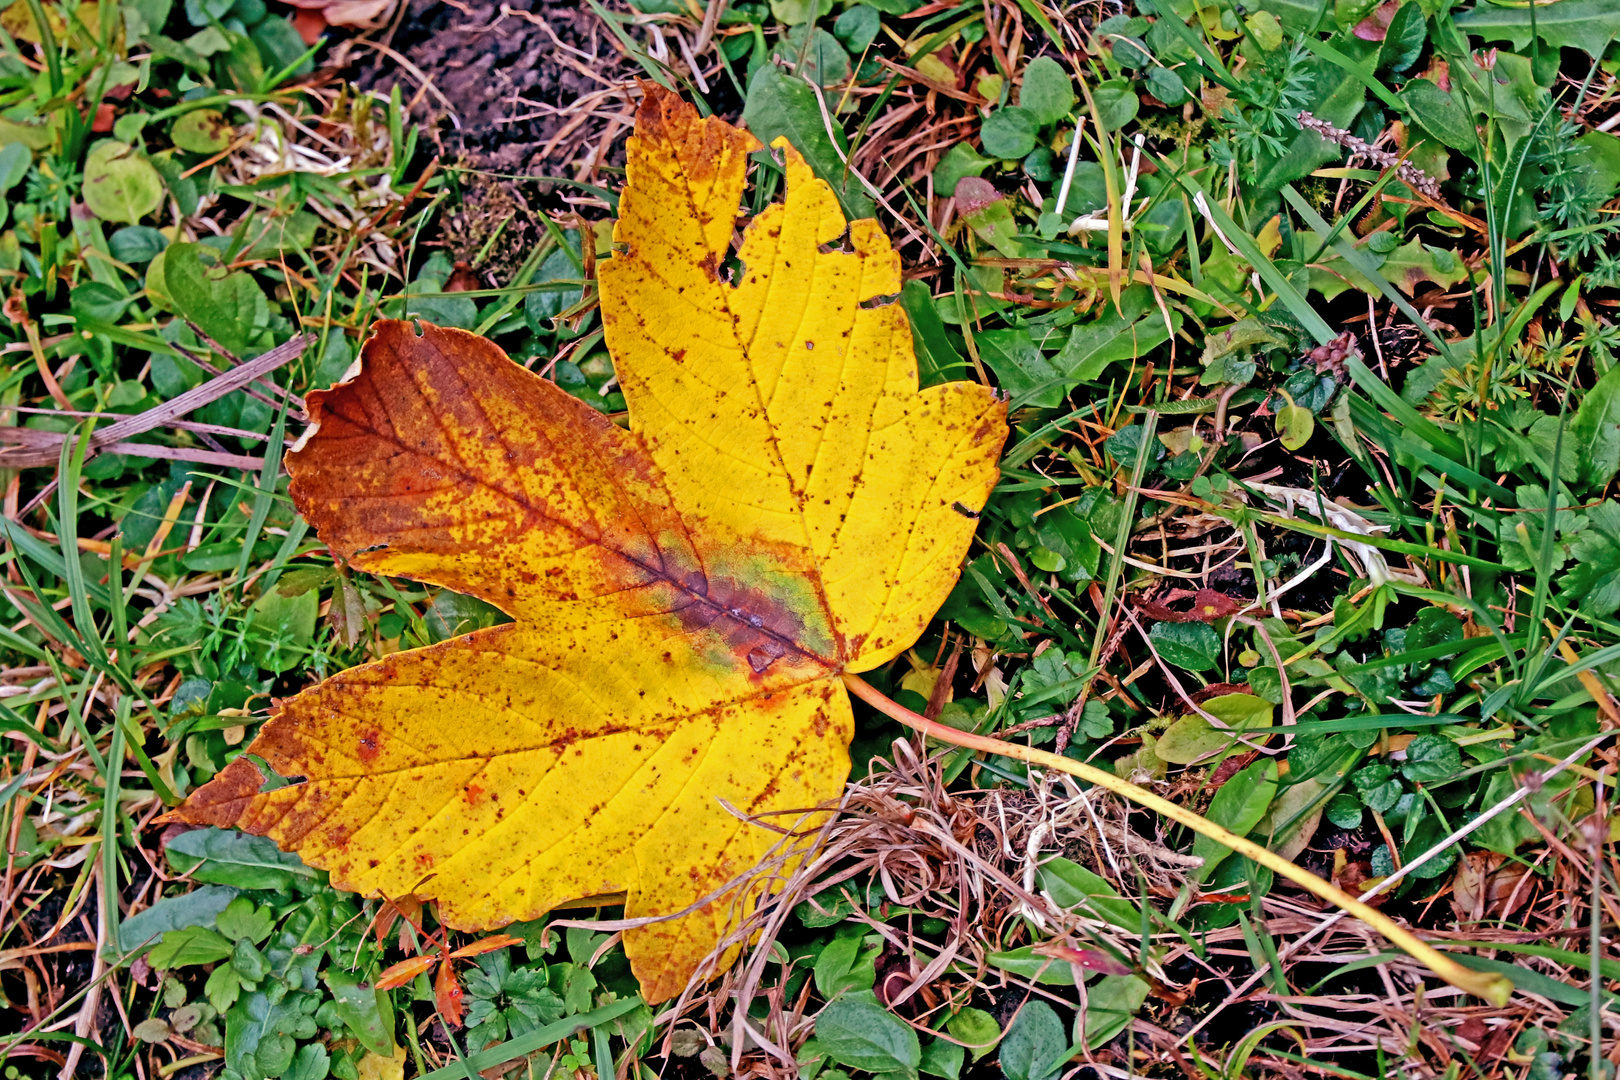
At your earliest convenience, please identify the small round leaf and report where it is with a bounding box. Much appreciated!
[833,4,880,53]
[1149,620,1220,671]
[132,1018,172,1043]
[1017,56,1074,126]
[815,992,921,1075]
[109,225,169,264]
[1092,79,1139,132]
[0,142,29,192]
[981,106,1039,159]
[1276,403,1315,450]
[946,1007,1001,1062]
[1401,734,1462,784]
[1325,793,1363,829]
[171,108,235,153]
[82,140,165,224]
[1147,65,1190,105]
[999,1000,1067,1080]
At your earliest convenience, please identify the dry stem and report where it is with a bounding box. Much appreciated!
[840,672,1515,1006]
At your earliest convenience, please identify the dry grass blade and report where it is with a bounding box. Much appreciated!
[0,335,312,468]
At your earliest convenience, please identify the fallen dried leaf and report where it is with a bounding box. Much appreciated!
[165,86,1007,1002]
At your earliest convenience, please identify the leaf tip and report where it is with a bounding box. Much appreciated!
[635,79,763,164]
[158,755,266,828]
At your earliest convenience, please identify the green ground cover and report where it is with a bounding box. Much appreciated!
[0,0,1618,1077]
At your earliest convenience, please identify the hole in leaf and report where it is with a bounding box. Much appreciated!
[245,754,301,792]
[817,228,854,255]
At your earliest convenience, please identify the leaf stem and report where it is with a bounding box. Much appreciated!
[839,672,1514,1006]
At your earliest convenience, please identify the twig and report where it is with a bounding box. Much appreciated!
[21,319,69,411]
[1367,295,1389,380]
[0,335,310,469]
[56,865,105,1080]
[178,323,307,417]
[1068,133,1143,234]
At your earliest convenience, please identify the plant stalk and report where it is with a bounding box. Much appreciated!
[840,672,1514,1006]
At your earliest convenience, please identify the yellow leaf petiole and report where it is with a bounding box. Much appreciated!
[840,672,1513,1006]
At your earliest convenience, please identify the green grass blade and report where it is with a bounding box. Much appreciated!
[1160,162,1334,344]
[415,998,644,1080]
[1279,184,1456,360]
[1516,400,1571,700]
[99,696,126,964]
[1296,36,1402,110]
[1088,411,1156,671]
[55,429,111,669]
[234,397,291,597]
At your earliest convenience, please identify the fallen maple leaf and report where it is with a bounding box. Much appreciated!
[163,86,1007,1002]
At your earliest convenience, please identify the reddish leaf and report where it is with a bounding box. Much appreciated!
[290,8,326,43]
[1353,0,1399,41]
[1136,587,1240,623]
[1031,941,1134,976]
[375,954,437,990]
[448,934,525,959]
[371,894,422,947]
[435,957,464,1027]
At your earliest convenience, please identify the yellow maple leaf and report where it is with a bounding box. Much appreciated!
[164,86,1007,1002]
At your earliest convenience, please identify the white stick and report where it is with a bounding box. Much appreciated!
[1054,118,1085,218]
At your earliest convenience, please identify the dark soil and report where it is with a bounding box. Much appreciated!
[354,0,640,175]
[1,889,111,1077]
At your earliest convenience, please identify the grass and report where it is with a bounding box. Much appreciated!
[0,0,1617,1077]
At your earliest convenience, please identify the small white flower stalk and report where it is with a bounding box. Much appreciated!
[1049,118,1149,237]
